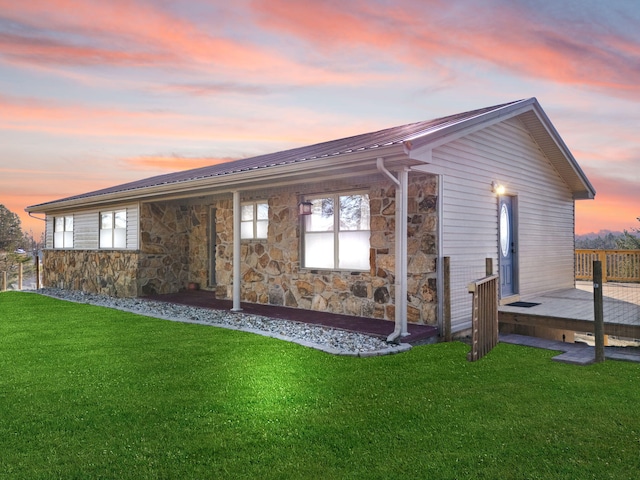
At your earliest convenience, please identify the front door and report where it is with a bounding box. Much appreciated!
[499,196,516,297]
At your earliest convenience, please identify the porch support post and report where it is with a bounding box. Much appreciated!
[377,158,409,342]
[396,167,409,338]
[231,190,242,312]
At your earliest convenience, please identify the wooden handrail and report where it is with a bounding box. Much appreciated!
[467,274,499,362]
[575,249,640,283]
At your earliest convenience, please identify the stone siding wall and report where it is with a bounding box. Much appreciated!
[215,173,438,325]
[41,173,438,325]
[138,202,209,295]
[42,249,139,297]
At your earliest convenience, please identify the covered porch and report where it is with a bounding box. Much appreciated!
[144,289,439,346]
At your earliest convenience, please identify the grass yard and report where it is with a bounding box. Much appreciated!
[1,291,639,479]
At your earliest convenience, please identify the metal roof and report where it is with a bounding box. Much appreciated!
[26,98,594,211]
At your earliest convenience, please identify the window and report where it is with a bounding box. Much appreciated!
[241,202,268,239]
[100,210,127,248]
[53,215,73,248]
[304,193,370,270]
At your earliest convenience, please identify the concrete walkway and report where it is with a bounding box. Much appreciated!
[500,333,640,365]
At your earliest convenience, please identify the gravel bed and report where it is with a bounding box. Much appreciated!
[32,289,410,356]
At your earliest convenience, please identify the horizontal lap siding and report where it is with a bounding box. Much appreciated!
[415,117,575,331]
[46,204,139,250]
[74,211,100,249]
[126,205,138,249]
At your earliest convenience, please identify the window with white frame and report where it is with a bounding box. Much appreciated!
[241,201,268,239]
[303,193,370,270]
[100,210,127,249]
[53,215,73,248]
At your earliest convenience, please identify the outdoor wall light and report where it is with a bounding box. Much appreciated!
[298,201,313,216]
[492,182,506,195]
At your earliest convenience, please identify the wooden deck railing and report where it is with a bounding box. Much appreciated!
[467,274,499,362]
[575,250,640,283]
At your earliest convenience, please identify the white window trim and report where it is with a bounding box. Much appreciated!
[240,201,268,240]
[53,215,74,249]
[99,210,127,249]
[303,191,370,271]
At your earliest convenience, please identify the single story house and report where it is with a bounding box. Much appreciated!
[26,98,595,339]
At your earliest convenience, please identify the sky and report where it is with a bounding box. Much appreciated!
[1,0,639,239]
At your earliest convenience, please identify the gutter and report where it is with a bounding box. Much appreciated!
[26,146,414,214]
[376,158,409,343]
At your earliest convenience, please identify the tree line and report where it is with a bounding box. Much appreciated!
[575,218,640,250]
[0,204,42,253]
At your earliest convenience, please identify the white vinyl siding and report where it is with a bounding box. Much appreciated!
[45,204,139,250]
[414,117,575,332]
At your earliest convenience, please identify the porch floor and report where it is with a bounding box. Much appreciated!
[499,281,640,339]
[143,290,439,346]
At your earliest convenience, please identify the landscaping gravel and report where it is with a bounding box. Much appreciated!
[33,289,410,356]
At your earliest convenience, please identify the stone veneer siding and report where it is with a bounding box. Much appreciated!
[42,250,139,297]
[138,202,209,295]
[42,173,438,325]
[216,173,438,325]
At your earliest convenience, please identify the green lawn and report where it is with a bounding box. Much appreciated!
[1,291,639,479]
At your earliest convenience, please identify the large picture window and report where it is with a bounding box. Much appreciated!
[53,215,73,248]
[304,193,370,270]
[100,210,127,249]
[241,201,268,239]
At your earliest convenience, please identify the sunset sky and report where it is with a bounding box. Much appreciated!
[1,0,638,239]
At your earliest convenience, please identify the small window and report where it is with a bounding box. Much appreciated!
[303,193,370,270]
[100,210,127,248]
[240,202,268,239]
[53,215,73,248]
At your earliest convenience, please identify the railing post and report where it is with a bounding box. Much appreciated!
[36,255,41,290]
[593,260,605,363]
[18,263,23,290]
[598,250,607,283]
[1,271,6,291]
[443,257,451,342]
[486,257,493,276]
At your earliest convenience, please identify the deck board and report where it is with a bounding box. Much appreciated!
[499,282,640,337]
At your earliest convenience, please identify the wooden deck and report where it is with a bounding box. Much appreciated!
[499,281,640,338]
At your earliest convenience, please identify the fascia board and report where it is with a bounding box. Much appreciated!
[527,102,596,199]
[404,98,536,151]
[406,97,595,200]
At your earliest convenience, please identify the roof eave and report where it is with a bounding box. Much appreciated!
[26,145,414,213]
[405,97,596,200]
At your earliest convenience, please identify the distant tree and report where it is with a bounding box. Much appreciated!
[575,232,620,249]
[0,204,25,251]
[616,217,640,250]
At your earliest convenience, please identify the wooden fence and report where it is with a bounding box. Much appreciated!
[467,274,499,362]
[575,250,640,283]
[1,256,41,291]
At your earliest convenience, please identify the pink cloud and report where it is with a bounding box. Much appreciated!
[0,0,386,86]
[253,0,640,99]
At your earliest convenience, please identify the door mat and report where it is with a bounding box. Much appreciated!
[506,301,541,308]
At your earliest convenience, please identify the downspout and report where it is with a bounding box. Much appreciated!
[376,158,409,343]
[232,190,242,312]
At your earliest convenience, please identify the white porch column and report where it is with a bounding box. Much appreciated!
[377,158,409,342]
[395,167,409,337]
[232,190,242,311]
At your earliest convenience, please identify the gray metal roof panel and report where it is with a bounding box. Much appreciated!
[27,100,526,209]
